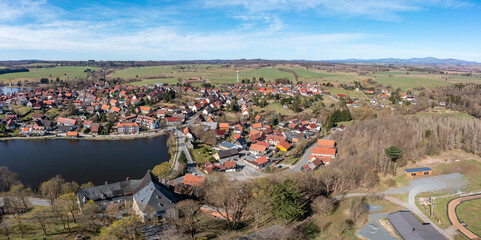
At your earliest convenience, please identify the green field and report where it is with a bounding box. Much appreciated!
[110,66,175,78]
[129,78,178,86]
[456,198,481,236]
[373,75,452,90]
[289,68,341,80]
[0,66,100,82]
[109,65,321,84]
[239,67,293,81]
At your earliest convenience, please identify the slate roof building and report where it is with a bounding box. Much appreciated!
[388,211,446,240]
[77,179,141,207]
[132,171,177,220]
[77,170,176,220]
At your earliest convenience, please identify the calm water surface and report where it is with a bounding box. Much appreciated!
[0,136,170,188]
[0,87,29,94]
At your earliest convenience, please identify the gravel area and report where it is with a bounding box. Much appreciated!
[383,173,468,204]
[357,204,398,240]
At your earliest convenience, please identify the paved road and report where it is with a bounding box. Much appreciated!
[447,194,481,240]
[333,192,453,240]
[174,129,204,176]
[0,197,50,207]
[285,135,331,173]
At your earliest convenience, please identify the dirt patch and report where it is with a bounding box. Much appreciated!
[415,150,481,166]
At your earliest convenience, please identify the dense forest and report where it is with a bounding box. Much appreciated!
[0,68,29,75]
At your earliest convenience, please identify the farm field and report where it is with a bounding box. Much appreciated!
[129,78,178,86]
[0,66,100,83]
[109,65,321,84]
[372,75,452,90]
[110,65,176,78]
[109,64,481,90]
[288,68,342,80]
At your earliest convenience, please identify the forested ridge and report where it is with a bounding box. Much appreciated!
[332,115,481,174]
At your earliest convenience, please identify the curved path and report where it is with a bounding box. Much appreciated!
[447,194,481,240]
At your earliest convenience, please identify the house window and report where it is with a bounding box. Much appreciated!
[424,172,429,175]
[411,173,416,176]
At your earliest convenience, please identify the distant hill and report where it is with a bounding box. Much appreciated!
[328,57,480,65]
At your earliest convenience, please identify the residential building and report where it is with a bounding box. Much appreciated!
[244,155,269,169]
[136,115,158,129]
[214,149,240,164]
[117,122,140,134]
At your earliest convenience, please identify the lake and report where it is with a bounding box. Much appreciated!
[0,136,170,188]
[0,87,30,94]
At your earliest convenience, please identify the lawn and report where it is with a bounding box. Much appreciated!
[10,105,32,117]
[45,108,61,118]
[190,145,215,164]
[456,198,481,236]
[264,102,296,115]
[432,159,481,191]
[0,66,100,82]
[415,192,458,229]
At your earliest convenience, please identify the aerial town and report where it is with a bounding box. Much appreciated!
[2,0,481,239]
[2,60,481,239]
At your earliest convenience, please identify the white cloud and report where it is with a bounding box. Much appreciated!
[0,17,375,60]
[203,0,471,21]
[0,0,60,22]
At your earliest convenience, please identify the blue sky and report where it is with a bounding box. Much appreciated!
[0,0,480,61]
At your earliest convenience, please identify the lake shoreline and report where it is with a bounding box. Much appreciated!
[0,130,169,141]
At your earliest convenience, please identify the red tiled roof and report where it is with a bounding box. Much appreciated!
[249,144,267,152]
[317,139,335,148]
[254,156,268,165]
[277,140,292,150]
[183,174,205,187]
[312,147,336,156]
